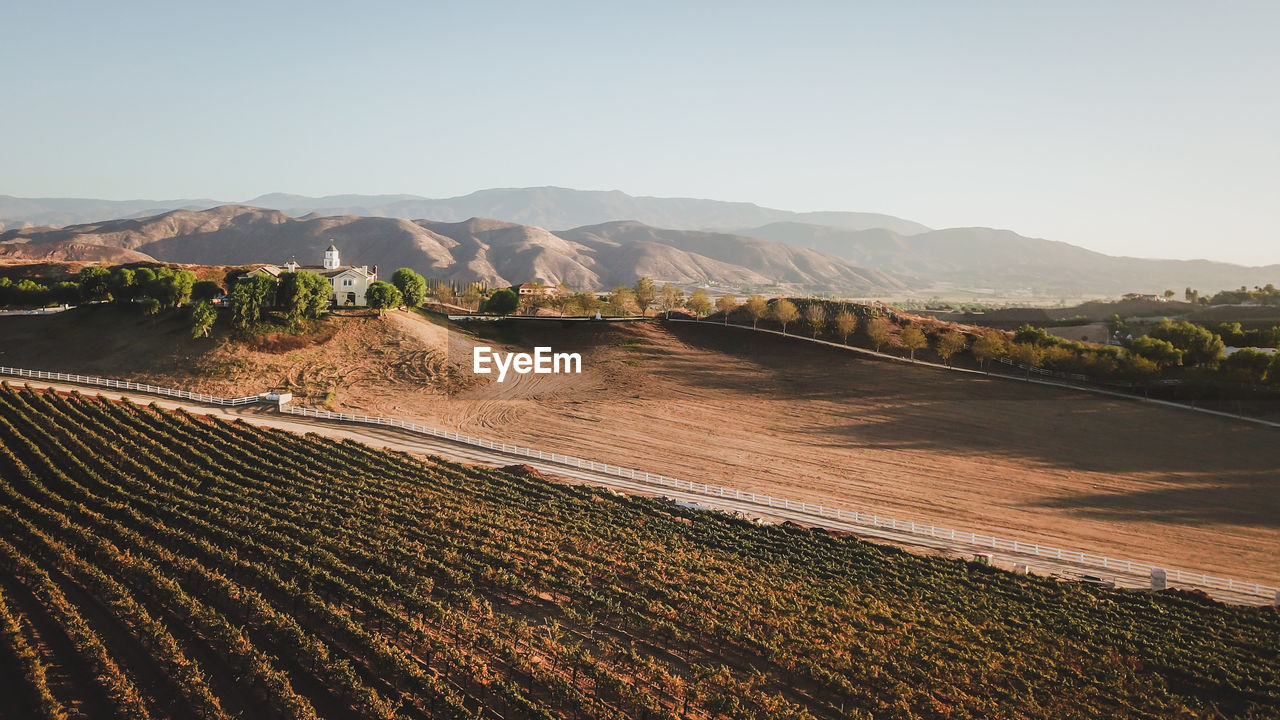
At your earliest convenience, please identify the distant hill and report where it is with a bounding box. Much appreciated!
[243,187,935,235]
[0,206,905,293]
[0,195,223,229]
[0,188,930,236]
[558,221,903,293]
[740,222,1280,296]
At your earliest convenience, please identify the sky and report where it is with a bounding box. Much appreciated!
[2,1,1278,265]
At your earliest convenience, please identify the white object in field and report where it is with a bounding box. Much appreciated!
[1013,563,1028,574]
[262,392,293,406]
[1151,568,1168,591]
[594,310,602,320]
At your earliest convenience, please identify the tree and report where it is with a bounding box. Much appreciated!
[1222,348,1272,387]
[608,286,638,315]
[971,330,1008,371]
[771,299,799,334]
[519,282,551,314]
[685,289,712,319]
[1043,344,1083,373]
[865,317,893,352]
[1013,324,1050,345]
[278,271,330,326]
[936,330,966,366]
[365,281,403,316]
[1106,313,1128,337]
[133,267,157,289]
[659,283,684,319]
[462,283,484,311]
[191,280,222,302]
[633,277,656,315]
[744,295,768,329]
[231,273,276,328]
[52,281,80,305]
[803,303,826,338]
[109,268,137,305]
[900,324,928,361]
[1125,335,1182,369]
[391,268,427,309]
[77,266,112,303]
[1147,318,1224,367]
[715,293,739,325]
[834,310,858,344]
[1163,289,1176,300]
[190,300,217,339]
[1085,351,1121,380]
[426,281,453,305]
[568,291,601,316]
[482,288,519,315]
[1009,341,1046,378]
[151,268,196,309]
[1267,354,1280,387]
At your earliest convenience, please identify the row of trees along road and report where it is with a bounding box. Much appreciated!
[0,265,207,313]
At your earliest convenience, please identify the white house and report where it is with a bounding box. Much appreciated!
[318,244,378,306]
[245,242,378,306]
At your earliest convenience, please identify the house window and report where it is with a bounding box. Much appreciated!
[343,279,353,287]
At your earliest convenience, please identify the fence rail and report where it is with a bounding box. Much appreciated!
[4,364,1275,601]
[280,405,1277,601]
[0,366,265,406]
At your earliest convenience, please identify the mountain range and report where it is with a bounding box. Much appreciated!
[1,188,1277,297]
[0,206,902,294]
[737,223,1280,297]
[0,188,930,236]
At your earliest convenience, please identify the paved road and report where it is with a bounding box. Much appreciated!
[9,378,1273,606]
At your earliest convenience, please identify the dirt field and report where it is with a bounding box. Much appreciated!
[3,307,1278,585]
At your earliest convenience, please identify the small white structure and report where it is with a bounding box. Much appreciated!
[323,243,341,271]
[1150,568,1167,591]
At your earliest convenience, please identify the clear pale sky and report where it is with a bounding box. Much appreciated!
[2,2,1277,265]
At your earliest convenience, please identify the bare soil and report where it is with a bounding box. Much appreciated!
[3,307,1278,585]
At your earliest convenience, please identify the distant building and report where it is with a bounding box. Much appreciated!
[513,282,557,297]
[243,241,378,306]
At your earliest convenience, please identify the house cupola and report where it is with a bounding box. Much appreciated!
[323,242,340,270]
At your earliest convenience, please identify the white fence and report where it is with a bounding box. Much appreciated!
[280,405,1278,601]
[0,366,265,407]
[4,363,1275,601]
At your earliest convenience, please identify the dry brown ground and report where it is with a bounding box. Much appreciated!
[3,307,1278,585]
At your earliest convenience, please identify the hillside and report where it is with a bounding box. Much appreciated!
[3,308,1279,588]
[0,207,905,293]
[557,221,905,293]
[741,222,1280,296]
[0,385,1276,719]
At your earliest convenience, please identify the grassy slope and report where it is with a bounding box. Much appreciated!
[0,385,1276,719]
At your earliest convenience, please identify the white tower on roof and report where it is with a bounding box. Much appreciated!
[323,242,340,270]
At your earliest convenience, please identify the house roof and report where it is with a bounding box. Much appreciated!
[322,266,375,279]
[327,243,339,252]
